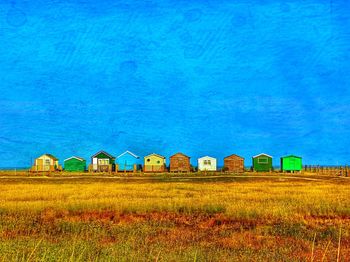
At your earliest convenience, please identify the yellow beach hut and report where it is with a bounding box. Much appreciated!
[31,154,62,171]
[143,153,166,172]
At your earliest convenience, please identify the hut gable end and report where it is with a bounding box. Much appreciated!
[198,156,217,171]
[116,151,141,171]
[144,153,166,173]
[252,153,273,172]
[170,153,191,172]
[90,151,115,172]
[224,154,244,173]
[281,155,302,172]
[64,156,86,172]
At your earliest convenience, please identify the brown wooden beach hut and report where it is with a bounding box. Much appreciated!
[170,153,191,172]
[223,154,245,173]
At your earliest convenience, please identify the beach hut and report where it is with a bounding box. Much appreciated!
[31,154,62,172]
[90,151,115,172]
[144,153,166,172]
[281,155,302,172]
[252,153,273,172]
[170,153,191,172]
[116,151,141,171]
[198,156,217,171]
[64,156,86,172]
[223,154,244,173]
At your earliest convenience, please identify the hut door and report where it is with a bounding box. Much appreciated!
[44,159,51,171]
[37,159,43,171]
[93,158,97,170]
[178,159,185,170]
[290,158,296,170]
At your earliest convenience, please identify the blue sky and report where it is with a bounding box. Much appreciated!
[0,0,350,167]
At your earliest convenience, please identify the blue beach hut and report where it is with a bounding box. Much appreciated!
[116,151,141,171]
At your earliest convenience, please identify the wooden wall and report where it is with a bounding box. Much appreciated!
[170,153,191,172]
[224,154,244,173]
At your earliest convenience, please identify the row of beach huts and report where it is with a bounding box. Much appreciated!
[30,150,303,173]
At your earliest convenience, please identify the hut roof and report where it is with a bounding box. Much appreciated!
[170,152,190,159]
[144,153,165,159]
[281,155,302,159]
[224,154,244,160]
[198,156,216,160]
[64,156,85,162]
[39,154,58,160]
[252,153,273,159]
[117,150,140,159]
[91,150,115,159]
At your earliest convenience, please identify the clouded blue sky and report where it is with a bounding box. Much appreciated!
[0,0,350,167]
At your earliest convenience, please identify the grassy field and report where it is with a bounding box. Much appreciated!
[0,174,349,261]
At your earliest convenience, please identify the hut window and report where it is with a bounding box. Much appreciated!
[147,158,150,162]
[98,159,109,165]
[45,159,50,165]
[157,160,160,164]
[258,158,268,164]
[204,160,211,165]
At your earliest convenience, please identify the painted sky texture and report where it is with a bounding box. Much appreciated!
[0,0,350,167]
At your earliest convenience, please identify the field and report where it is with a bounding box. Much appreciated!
[0,174,349,261]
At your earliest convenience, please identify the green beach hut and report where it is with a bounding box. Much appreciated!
[280,155,302,172]
[64,156,86,172]
[252,153,273,172]
[91,150,115,172]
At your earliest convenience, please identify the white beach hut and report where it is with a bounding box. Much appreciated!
[198,156,217,171]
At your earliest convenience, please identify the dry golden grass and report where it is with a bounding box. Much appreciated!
[0,175,348,261]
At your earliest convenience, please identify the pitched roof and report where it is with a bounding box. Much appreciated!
[281,155,302,159]
[38,154,58,160]
[117,150,140,159]
[252,153,273,159]
[170,152,190,158]
[144,153,165,159]
[64,156,85,162]
[224,154,244,160]
[198,156,216,160]
[91,150,115,159]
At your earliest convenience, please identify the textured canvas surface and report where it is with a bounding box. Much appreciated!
[0,0,349,167]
